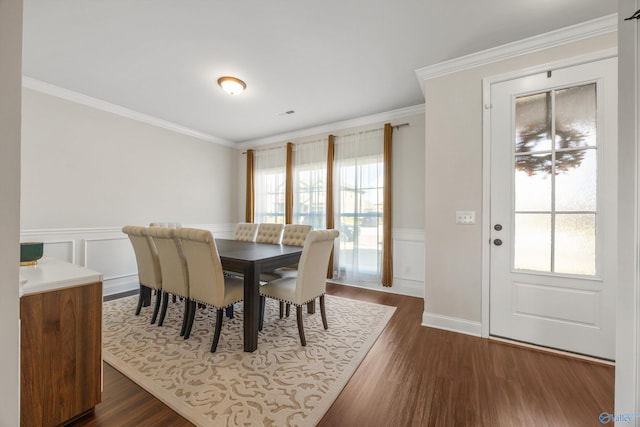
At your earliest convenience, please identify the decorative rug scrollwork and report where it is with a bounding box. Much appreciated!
[103,294,395,426]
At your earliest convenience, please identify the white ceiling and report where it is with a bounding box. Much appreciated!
[22,0,617,145]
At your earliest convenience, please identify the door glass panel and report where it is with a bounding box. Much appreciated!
[512,83,598,276]
[554,214,596,275]
[515,92,552,153]
[555,148,597,211]
[555,83,597,149]
[515,154,552,211]
[514,213,551,272]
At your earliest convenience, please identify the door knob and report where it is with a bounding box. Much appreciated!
[493,239,503,246]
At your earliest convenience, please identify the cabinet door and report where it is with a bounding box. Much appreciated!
[21,282,102,427]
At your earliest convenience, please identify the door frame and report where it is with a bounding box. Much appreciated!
[480,47,618,338]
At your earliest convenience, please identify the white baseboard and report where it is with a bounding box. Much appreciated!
[422,312,482,337]
[104,277,139,297]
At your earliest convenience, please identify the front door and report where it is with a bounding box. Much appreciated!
[489,57,617,360]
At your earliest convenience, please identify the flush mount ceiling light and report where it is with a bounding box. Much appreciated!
[217,76,246,95]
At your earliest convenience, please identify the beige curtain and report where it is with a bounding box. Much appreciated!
[245,149,254,223]
[382,123,393,287]
[326,135,335,278]
[285,142,294,224]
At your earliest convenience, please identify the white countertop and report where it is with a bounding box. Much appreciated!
[19,257,103,297]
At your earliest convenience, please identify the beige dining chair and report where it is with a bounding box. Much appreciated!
[259,229,339,346]
[147,226,191,337]
[260,224,312,283]
[256,223,284,244]
[122,225,163,324]
[233,222,259,242]
[176,228,245,351]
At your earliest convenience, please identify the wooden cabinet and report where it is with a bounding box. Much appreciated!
[20,281,102,427]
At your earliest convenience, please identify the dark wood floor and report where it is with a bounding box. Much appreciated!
[70,283,614,427]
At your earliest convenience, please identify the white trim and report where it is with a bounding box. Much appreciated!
[480,48,618,341]
[422,312,482,337]
[415,14,617,85]
[482,48,618,86]
[238,104,425,149]
[329,279,424,298]
[481,78,492,339]
[22,77,235,148]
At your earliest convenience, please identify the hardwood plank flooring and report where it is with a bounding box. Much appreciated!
[70,284,613,427]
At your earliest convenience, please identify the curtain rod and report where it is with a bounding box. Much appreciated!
[242,122,410,154]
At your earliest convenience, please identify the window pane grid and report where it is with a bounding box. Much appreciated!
[513,84,597,276]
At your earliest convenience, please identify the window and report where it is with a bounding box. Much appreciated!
[513,84,597,275]
[333,129,384,283]
[292,140,327,229]
[254,147,286,224]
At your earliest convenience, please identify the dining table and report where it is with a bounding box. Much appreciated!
[215,239,303,352]
[140,238,304,352]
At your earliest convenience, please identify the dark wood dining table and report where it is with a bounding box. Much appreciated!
[139,238,303,352]
[214,239,303,352]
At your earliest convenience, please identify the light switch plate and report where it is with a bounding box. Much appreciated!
[456,211,475,225]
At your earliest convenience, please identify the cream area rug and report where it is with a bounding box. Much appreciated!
[103,294,395,426]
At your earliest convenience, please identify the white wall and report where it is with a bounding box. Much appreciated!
[239,112,426,297]
[0,0,22,425]
[421,32,617,331]
[616,0,639,419]
[21,88,240,228]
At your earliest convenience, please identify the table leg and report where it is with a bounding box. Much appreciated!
[243,264,260,352]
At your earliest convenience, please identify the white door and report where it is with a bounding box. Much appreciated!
[489,57,617,360]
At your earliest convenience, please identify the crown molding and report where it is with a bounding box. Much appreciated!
[415,13,618,85]
[238,104,425,149]
[22,77,236,147]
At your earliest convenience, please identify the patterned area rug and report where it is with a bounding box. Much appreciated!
[103,294,395,426]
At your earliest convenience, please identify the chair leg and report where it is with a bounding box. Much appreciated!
[211,309,224,352]
[296,305,306,346]
[286,303,290,317]
[151,290,162,324]
[226,305,234,319]
[158,292,170,326]
[180,298,190,337]
[184,300,197,339]
[320,295,328,330]
[135,287,144,316]
[259,296,265,332]
[279,301,284,318]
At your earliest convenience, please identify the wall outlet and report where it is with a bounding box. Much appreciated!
[456,211,475,225]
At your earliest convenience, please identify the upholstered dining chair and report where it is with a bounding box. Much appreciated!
[256,223,285,244]
[147,227,191,337]
[175,228,245,351]
[233,222,259,242]
[260,224,312,283]
[122,225,163,324]
[259,229,339,346]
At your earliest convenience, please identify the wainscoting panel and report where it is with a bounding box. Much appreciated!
[84,237,137,281]
[42,240,75,264]
[392,229,425,297]
[21,225,423,297]
[20,223,236,296]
